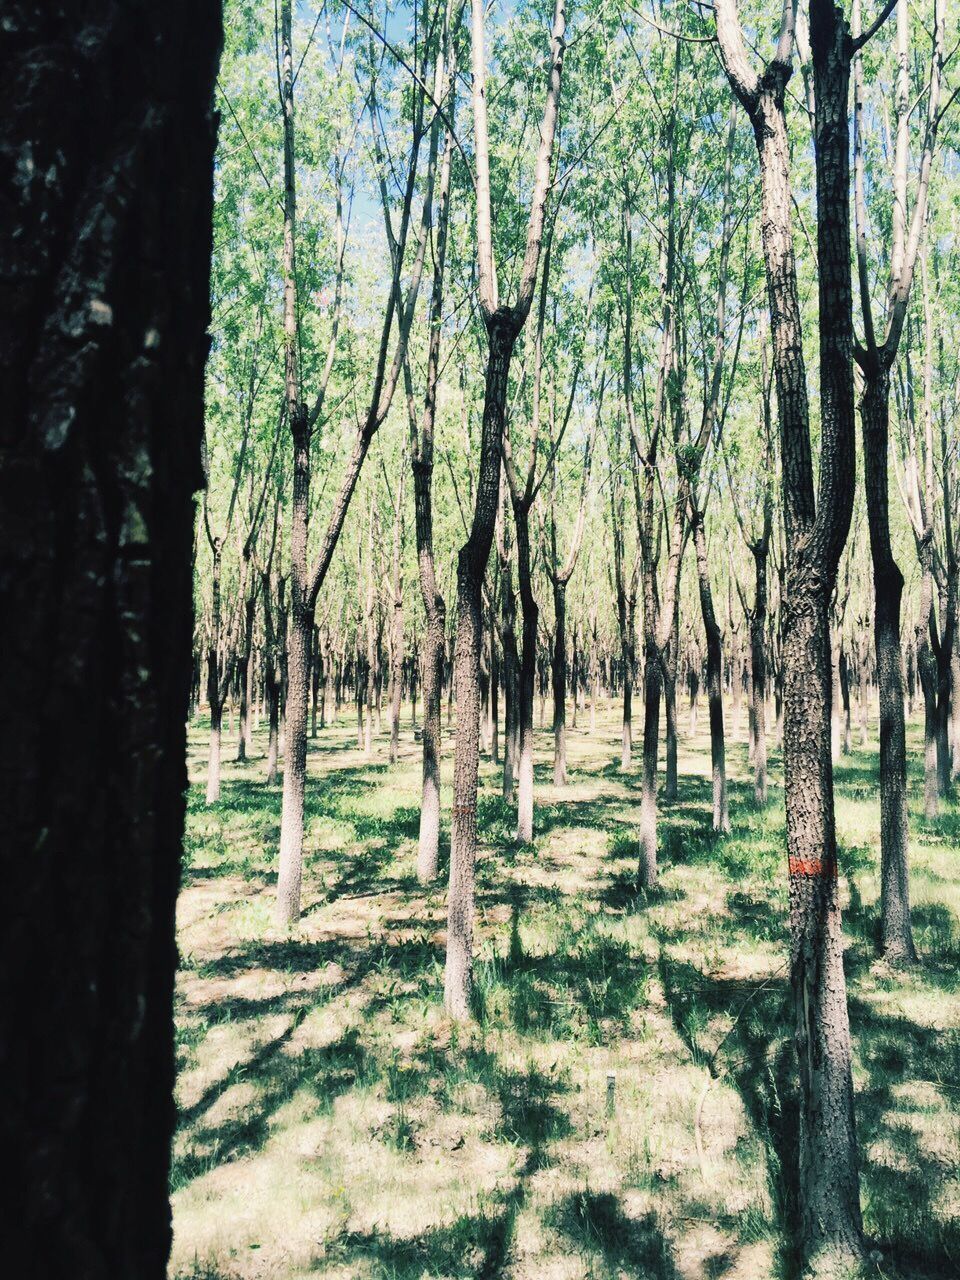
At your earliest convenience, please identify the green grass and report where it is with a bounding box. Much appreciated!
[170,704,960,1280]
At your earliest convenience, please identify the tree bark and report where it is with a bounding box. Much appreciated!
[750,540,770,805]
[514,499,538,842]
[663,593,680,802]
[717,0,867,1264]
[552,582,568,785]
[692,512,730,831]
[236,589,256,760]
[861,375,917,958]
[446,315,518,1018]
[0,1,220,1271]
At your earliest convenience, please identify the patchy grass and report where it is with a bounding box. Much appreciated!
[171,703,960,1280]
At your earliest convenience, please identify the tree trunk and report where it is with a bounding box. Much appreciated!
[751,543,769,805]
[730,633,743,739]
[590,614,599,733]
[859,301,918,954]
[622,645,635,769]
[206,701,222,805]
[418,606,445,881]
[638,644,661,888]
[236,591,255,760]
[266,673,281,785]
[663,596,679,802]
[310,626,321,738]
[501,564,519,798]
[839,644,852,755]
[552,580,568,785]
[918,624,939,819]
[389,595,403,764]
[446,316,517,1019]
[276,412,313,924]
[0,0,220,1270]
[935,577,956,797]
[514,500,538,844]
[693,514,730,831]
[716,8,866,1260]
[490,632,500,764]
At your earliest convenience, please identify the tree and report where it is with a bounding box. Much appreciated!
[444,0,566,1019]
[715,0,866,1267]
[0,1,221,1272]
[275,0,434,925]
[853,0,946,962]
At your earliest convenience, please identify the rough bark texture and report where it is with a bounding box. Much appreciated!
[801,4,866,1263]
[860,374,916,961]
[717,0,866,1265]
[276,410,313,925]
[446,317,517,1018]
[0,3,220,1274]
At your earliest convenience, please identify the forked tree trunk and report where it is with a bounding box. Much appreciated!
[717,0,866,1263]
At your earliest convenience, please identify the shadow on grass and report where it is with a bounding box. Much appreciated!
[851,993,960,1273]
[547,1191,680,1279]
[172,1026,372,1192]
[657,949,798,1275]
[324,1202,515,1279]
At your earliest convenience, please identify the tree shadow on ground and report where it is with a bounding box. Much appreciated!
[849,992,960,1275]
[547,1191,681,1279]
[172,1025,372,1191]
[471,894,648,1044]
[657,948,799,1277]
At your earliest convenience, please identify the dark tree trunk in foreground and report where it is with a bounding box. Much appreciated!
[0,4,220,1275]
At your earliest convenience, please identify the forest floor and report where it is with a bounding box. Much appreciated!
[170,704,960,1280]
